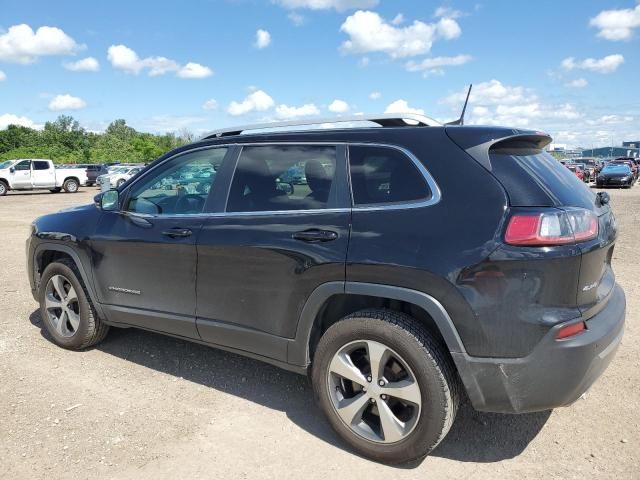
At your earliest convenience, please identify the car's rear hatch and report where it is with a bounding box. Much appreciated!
[446,126,618,317]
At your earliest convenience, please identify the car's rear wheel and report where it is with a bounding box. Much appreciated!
[39,260,109,350]
[0,180,8,196]
[63,179,79,193]
[311,309,459,464]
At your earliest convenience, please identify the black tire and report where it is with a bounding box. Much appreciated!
[0,180,8,196]
[311,309,460,464]
[63,178,79,193]
[38,260,109,350]
[49,187,62,193]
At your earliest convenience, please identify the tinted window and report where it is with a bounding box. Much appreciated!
[227,145,337,212]
[126,147,227,215]
[14,160,31,171]
[348,146,429,206]
[33,161,50,170]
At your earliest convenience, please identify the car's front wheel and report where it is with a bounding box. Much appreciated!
[311,309,459,464]
[39,260,109,350]
[0,180,8,196]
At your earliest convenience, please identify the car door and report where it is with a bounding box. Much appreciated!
[10,160,32,188]
[90,146,231,338]
[31,160,56,187]
[195,144,351,361]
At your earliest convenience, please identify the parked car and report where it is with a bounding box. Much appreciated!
[609,158,638,181]
[85,165,108,186]
[97,165,144,189]
[566,164,584,181]
[27,114,625,464]
[574,163,590,182]
[0,159,87,196]
[596,164,634,188]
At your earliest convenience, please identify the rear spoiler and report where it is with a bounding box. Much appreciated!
[446,128,552,171]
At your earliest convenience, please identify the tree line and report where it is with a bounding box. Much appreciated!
[0,116,192,164]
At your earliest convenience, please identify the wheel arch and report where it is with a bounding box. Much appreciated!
[287,282,467,367]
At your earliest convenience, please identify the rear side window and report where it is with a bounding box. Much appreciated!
[227,145,337,213]
[348,145,429,206]
[33,161,50,170]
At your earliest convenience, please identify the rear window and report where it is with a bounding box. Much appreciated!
[489,149,596,209]
[33,161,50,170]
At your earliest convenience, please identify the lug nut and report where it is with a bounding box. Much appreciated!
[381,394,387,400]
[367,376,372,382]
[378,380,385,387]
[370,398,376,404]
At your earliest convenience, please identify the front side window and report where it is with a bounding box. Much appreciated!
[227,145,337,212]
[348,146,430,206]
[14,160,31,171]
[125,147,227,215]
[33,161,50,170]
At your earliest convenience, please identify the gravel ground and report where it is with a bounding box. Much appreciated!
[1,187,639,480]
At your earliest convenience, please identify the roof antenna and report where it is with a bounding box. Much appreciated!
[445,83,472,126]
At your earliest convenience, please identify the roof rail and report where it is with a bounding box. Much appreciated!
[198,113,441,140]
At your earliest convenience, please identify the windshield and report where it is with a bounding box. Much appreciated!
[603,165,631,174]
[0,160,16,169]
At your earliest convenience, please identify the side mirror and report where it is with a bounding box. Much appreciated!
[95,190,120,211]
[9,167,15,173]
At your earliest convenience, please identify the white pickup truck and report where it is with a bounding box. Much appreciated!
[0,159,88,196]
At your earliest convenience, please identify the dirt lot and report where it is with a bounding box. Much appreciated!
[1,187,638,480]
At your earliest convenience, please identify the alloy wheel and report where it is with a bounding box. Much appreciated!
[327,340,422,444]
[44,274,80,338]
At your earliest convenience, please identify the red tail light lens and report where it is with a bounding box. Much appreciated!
[556,321,586,340]
[505,208,598,246]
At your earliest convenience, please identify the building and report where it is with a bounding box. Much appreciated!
[546,143,583,158]
[583,146,640,159]
[622,141,640,149]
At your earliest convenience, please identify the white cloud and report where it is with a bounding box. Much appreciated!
[0,71,6,81]
[48,94,87,111]
[340,10,462,59]
[369,91,381,100]
[274,0,378,11]
[141,115,209,134]
[63,56,99,72]
[0,113,36,130]
[177,62,213,78]
[358,56,370,67]
[434,6,465,19]
[592,114,634,125]
[288,12,306,26]
[440,80,583,129]
[0,24,81,64]
[255,29,272,49]
[391,13,405,25]
[384,99,425,115]
[328,99,350,113]
[202,99,218,111]
[590,4,640,41]
[107,44,213,78]
[227,89,275,115]
[561,54,624,74]
[405,54,471,76]
[275,103,320,119]
[565,78,588,88]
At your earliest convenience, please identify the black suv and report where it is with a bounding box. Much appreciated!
[27,114,625,464]
[85,164,109,186]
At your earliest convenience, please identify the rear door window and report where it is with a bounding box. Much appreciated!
[33,161,50,170]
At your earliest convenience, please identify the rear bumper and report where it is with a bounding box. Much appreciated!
[453,284,625,413]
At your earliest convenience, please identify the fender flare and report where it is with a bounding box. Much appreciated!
[286,281,467,366]
[33,242,106,319]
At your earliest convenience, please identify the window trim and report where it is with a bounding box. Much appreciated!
[347,143,441,211]
[119,141,441,219]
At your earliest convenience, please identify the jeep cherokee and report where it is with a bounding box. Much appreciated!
[26,114,626,464]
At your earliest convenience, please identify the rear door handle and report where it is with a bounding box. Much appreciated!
[162,228,193,238]
[292,229,338,242]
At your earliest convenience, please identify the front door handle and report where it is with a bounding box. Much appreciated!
[162,227,193,238]
[292,229,338,242]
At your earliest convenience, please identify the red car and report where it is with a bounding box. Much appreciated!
[566,164,584,181]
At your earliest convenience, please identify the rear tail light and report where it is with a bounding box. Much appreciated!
[505,208,598,246]
[556,321,586,340]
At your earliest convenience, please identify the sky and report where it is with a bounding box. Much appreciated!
[0,0,638,148]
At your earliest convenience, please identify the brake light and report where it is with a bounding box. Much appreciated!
[505,208,598,246]
[556,321,586,340]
